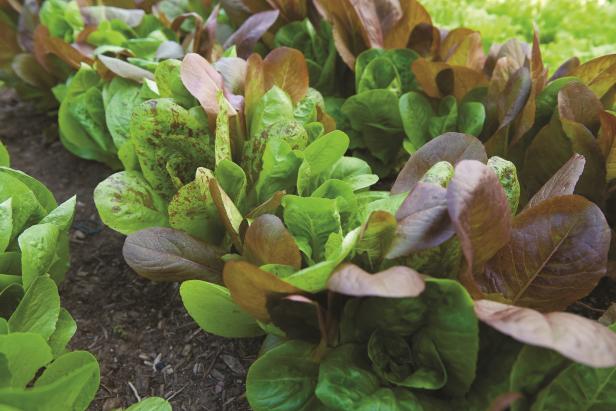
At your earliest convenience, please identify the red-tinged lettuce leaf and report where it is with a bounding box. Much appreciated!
[382,0,431,49]
[223,260,302,322]
[327,263,425,298]
[571,54,616,99]
[33,25,93,71]
[313,0,373,69]
[475,300,616,367]
[223,10,279,58]
[181,53,236,116]
[550,57,580,81]
[598,111,616,182]
[488,67,532,155]
[97,55,154,83]
[123,227,225,282]
[439,28,484,71]
[387,182,454,258]
[446,160,512,296]
[243,214,301,269]
[557,82,606,204]
[263,47,309,104]
[411,58,488,101]
[244,53,266,126]
[524,154,585,210]
[391,132,487,194]
[479,195,610,311]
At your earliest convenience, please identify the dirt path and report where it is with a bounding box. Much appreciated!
[1,90,258,410]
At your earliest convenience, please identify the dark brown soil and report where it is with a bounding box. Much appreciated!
[1,90,259,410]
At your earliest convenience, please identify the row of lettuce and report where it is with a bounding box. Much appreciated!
[1,0,616,410]
[0,143,170,409]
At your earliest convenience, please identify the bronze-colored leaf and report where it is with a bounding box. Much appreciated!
[328,263,425,298]
[525,154,585,210]
[223,260,301,322]
[480,195,610,311]
[181,52,236,116]
[384,0,431,49]
[123,227,224,282]
[263,47,309,104]
[440,28,484,71]
[33,25,93,71]
[572,54,616,99]
[387,182,454,258]
[244,214,301,269]
[313,0,370,68]
[392,132,487,194]
[244,53,265,125]
[598,111,616,182]
[447,160,512,296]
[203,171,243,252]
[475,300,616,367]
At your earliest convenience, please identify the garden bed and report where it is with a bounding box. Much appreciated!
[0,90,257,410]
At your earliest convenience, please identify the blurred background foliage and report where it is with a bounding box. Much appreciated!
[423,0,616,69]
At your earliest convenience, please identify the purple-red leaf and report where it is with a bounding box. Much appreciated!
[387,182,454,258]
[524,154,585,210]
[475,300,616,367]
[123,227,224,282]
[181,53,237,116]
[480,195,610,311]
[223,10,279,58]
[447,160,512,296]
[392,133,487,194]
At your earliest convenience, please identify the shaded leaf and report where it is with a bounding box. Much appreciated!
[524,154,585,210]
[223,260,301,322]
[447,160,512,296]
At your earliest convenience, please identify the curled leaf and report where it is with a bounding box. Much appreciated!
[447,160,512,295]
[181,53,236,115]
[328,263,425,298]
[223,10,279,58]
[475,300,616,368]
[392,133,487,194]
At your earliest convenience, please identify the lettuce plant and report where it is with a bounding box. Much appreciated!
[203,133,616,410]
